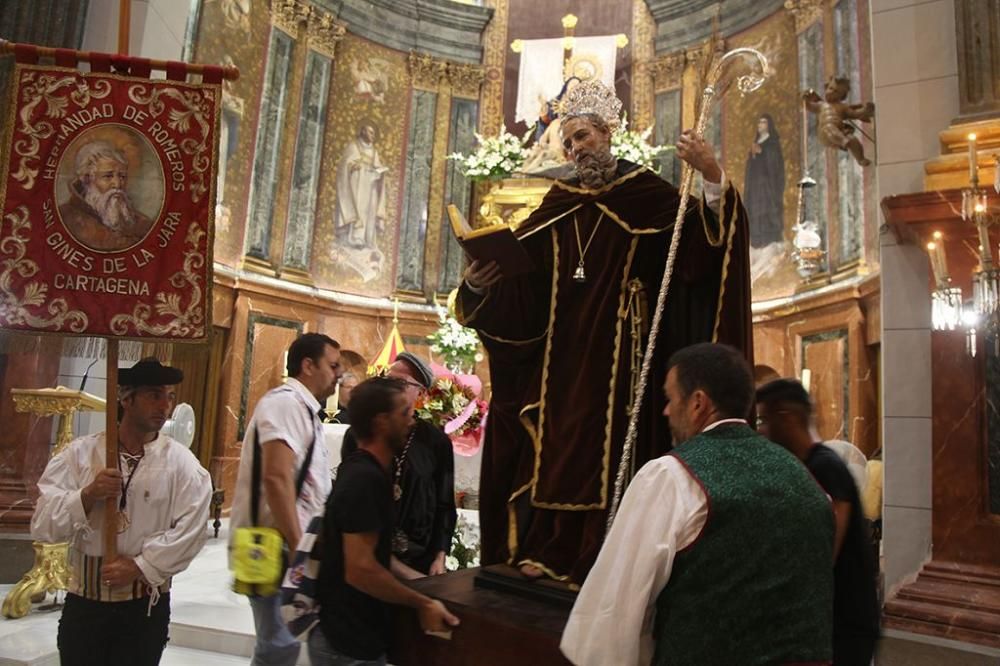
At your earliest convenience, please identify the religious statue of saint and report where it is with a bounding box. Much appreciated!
[457,79,753,584]
[335,121,389,251]
[743,113,785,248]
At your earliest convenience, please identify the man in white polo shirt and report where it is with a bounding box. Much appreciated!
[231,332,342,666]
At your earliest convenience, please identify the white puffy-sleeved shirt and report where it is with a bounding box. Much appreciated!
[31,431,212,602]
[230,378,332,537]
[559,420,748,666]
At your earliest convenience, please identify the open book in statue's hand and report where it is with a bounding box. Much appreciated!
[447,204,533,278]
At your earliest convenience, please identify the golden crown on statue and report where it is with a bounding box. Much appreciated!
[558,78,623,130]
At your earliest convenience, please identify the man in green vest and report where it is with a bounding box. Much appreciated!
[561,342,834,666]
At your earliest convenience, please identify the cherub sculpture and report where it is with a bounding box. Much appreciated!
[803,76,875,166]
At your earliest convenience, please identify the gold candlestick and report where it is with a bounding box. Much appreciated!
[927,242,943,287]
[969,133,979,185]
[932,231,950,284]
[976,203,994,270]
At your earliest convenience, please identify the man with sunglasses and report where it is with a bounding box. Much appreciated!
[231,332,341,666]
[342,352,457,579]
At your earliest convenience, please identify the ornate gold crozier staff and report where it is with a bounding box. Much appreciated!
[607,48,769,531]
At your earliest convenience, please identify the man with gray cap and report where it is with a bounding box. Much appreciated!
[32,357,212,666]
[342,352,457,578]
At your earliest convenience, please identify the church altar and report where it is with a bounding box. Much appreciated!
[476,177,554,229]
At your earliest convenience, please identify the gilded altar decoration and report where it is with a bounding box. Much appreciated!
[0,64,220,340]
[2,387,104,618]
[1,542,71,619]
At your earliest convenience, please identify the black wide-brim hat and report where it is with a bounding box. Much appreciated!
[118,357,184,386]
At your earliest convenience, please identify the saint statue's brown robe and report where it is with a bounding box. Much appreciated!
[456,161,753,584]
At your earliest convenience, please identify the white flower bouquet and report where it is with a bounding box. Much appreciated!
[611,114,674,172]
[448,126,530,181]
[427,308,481,374]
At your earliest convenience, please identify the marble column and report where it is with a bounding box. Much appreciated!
[954,0,1000,121]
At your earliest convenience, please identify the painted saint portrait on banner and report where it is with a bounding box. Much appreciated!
[57,127,163,253]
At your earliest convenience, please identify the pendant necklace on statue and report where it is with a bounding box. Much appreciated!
[572,212,606,283]
[392,429,416,502]
[116,447,144,534]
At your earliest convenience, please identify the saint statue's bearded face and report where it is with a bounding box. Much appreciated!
[560,115,618,189]
[82,156,137,231]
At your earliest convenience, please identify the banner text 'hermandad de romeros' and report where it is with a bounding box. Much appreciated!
[0,63,220,341]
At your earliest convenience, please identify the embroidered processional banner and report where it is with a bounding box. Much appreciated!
[0,62,221,341]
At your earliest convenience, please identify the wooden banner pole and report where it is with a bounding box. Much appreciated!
[102,0,129,564]
[0,40,240,81]
[103,339,119,561]
[117,0,130,55]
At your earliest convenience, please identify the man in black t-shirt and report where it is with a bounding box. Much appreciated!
[341,351,457,578]
[757,378,880,666]
[312,377,460,666]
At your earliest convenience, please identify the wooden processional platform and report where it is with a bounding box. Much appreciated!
[389,565,576,665]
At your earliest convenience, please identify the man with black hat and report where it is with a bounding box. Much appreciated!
[31,357,212,666]
[342,352,457,578]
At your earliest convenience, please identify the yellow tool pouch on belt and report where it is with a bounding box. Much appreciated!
[231,409,315,597]
[231,526,284,595]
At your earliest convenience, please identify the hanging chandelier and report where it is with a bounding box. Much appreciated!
[927,133,1000,355]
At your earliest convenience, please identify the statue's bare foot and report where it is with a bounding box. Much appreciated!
[519,564,544,580]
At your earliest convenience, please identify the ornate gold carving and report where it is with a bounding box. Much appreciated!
[646,52,687,92]
[477,178,552,228]
[3,388,103,618]
[785,0,824,33]
[1,542,71,619]
[270,0,311,35]
[11,70,111,191]
[631,0,656,130]
[448,63,486,99]
[127,83,216,204]
[480,0,510,137]
[686,34,726,70]
[407,54,485,97]
[306,10,346,58]
[0,206,88,332]
[11,386,106,454]
[110,224,207,337]
[408,52,448,91]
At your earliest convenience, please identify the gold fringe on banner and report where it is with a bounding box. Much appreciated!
[0,332,173,362]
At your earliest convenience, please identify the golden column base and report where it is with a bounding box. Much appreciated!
[1,542,71,618]
[1,387,105,618]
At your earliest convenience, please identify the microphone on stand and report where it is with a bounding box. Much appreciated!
[79,357,100,393]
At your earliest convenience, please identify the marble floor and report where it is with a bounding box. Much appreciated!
[0,523,305,665]
[0,510,480,665]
